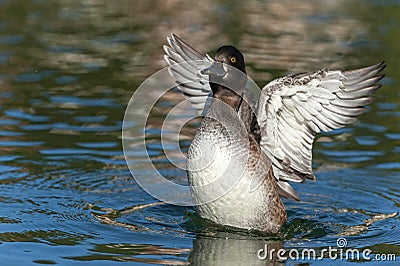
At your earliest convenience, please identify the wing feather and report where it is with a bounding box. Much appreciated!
[258,62,386,199]
[163,34,213,115]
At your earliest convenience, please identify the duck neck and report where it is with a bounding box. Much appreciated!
[212,85,243,112]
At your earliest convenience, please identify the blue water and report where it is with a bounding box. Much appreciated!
[0,0,399,265]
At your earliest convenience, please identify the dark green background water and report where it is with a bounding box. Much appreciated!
[0,0,399,265]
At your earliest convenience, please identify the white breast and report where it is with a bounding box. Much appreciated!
[187,127,268,230]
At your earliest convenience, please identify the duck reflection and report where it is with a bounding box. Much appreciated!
[189,231,285,265]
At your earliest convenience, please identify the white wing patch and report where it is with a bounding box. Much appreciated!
[258,62,386,184]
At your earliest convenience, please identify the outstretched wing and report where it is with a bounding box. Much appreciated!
[163,34,213,115]
[257,62,386,199]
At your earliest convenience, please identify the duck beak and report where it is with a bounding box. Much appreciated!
[200,62,226,77]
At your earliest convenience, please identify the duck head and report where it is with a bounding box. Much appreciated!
[201,46,247,108]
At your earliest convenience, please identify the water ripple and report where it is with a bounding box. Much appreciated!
[0,0,398,264]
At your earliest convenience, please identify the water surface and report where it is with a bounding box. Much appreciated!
[0,0,399,265]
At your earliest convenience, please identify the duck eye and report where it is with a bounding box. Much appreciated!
[230,57,237,63]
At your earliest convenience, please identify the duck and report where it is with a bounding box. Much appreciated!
[163,33,385,233]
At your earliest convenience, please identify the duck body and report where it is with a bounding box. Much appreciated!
[163,34,385,233]
[187,104,286,233]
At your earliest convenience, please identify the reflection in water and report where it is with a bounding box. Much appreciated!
[2,0,378,81]
[67,242,191,265]
[0,0,399,264]
[190,233,283,265]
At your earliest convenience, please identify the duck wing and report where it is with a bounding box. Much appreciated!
[257,62,386,199]
[163,34,213,115]
[164,34,261,125]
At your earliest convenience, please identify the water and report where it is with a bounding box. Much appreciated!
[0,0,399,265]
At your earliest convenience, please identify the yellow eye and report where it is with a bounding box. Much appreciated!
[230,57,237,63]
